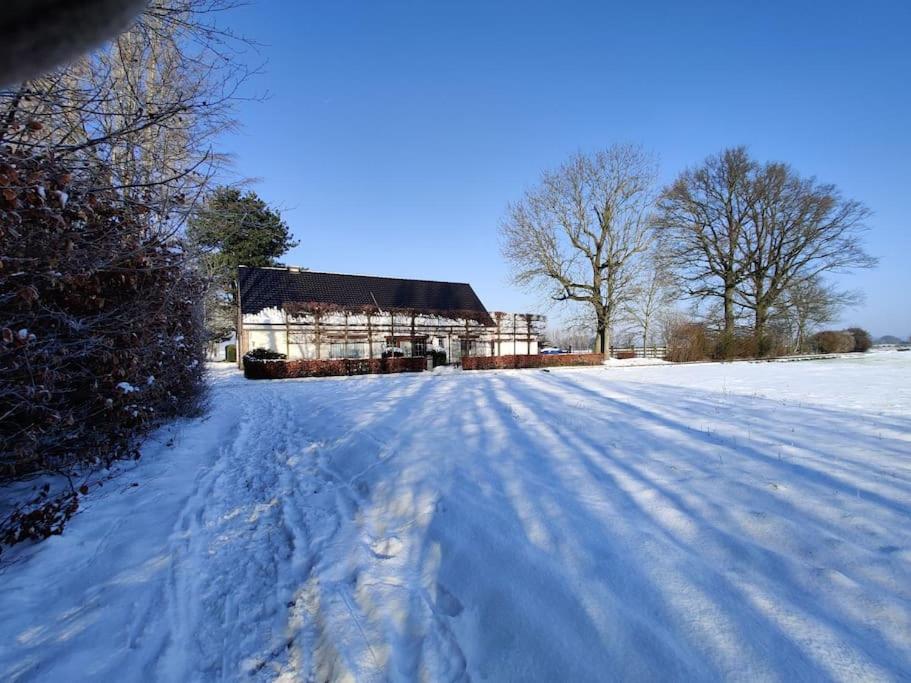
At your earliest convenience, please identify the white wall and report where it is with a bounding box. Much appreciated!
[206,332,236,361]
[241,309,544,361]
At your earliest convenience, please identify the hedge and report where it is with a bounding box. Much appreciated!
[812,329,861,354]
[461,353,603,371]
[1,150,205,481]
[243,356,427,379]
[1,149,205,549]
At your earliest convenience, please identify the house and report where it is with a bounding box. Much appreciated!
[236,266,544,366]
[205,332,236,362]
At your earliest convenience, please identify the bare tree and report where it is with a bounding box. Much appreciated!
[655,147,876,357]
[500,145,657,354]
[739,161,876,353]
[623,247,675,348]
[653,147,756,349]
[776,277,862,353]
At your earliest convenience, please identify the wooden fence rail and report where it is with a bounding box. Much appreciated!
[609,346,667,359]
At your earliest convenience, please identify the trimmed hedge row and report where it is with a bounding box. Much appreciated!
[244,356,427,379]
[461,353,604,371]
[1,150,205,481]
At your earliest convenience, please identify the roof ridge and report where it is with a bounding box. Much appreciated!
[238,265,493,325]
[239,264,473,287]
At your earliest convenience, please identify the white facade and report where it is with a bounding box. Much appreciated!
[205,332,236,362]
[239,307,542,365]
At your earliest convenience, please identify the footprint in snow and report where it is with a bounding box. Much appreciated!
[370,535,403,560]
[435,583,463,617]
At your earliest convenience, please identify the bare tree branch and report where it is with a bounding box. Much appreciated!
[500,145,657,354]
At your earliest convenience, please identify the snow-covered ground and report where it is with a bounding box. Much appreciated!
[1,352,910,681]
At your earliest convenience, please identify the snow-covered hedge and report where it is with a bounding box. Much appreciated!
[461,353,603,371]
[243,356,426,379]
[0,150,206,488]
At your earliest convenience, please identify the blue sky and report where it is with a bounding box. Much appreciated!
[219,1,910,337]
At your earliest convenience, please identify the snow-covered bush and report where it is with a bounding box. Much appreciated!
[0,151,205,489]
[243,348,286,361]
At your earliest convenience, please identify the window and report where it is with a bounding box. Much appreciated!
[329,342,366,359]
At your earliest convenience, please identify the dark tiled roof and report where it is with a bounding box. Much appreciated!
[238,267,494,325]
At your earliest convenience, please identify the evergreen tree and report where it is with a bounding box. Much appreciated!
[188,187,297,341]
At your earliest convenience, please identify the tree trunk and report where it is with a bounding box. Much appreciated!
[755,303,769,357]
[723,283,736,337]
[595,312,609,355]
[720,280,736,358]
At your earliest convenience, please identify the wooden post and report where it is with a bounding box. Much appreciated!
[236,275,244,368]
[344,311,349,359]
[315,310,321,360]
[410,313,416,357]
[285,312,290,358]
[513,313,517,355]
[367,312,373,359]
[495,312,503,356]
[525,314,532,355]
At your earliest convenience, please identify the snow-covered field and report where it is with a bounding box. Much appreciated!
[1,352,910,681]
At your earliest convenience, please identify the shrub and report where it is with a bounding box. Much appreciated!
[846,327,872,353]
[0,150,205,483]
[461,353,603,370]
[243,348,286,361]
[666,323,713,362]
[243,356,426,379]
[812,330,855,354]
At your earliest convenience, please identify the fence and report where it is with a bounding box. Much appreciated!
[609,346,667,360]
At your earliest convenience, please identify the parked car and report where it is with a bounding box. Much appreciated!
[540,346,567,355]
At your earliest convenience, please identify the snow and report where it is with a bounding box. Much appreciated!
[1,355,910,680]
[603,355,669,367]
[115,382,139,394]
